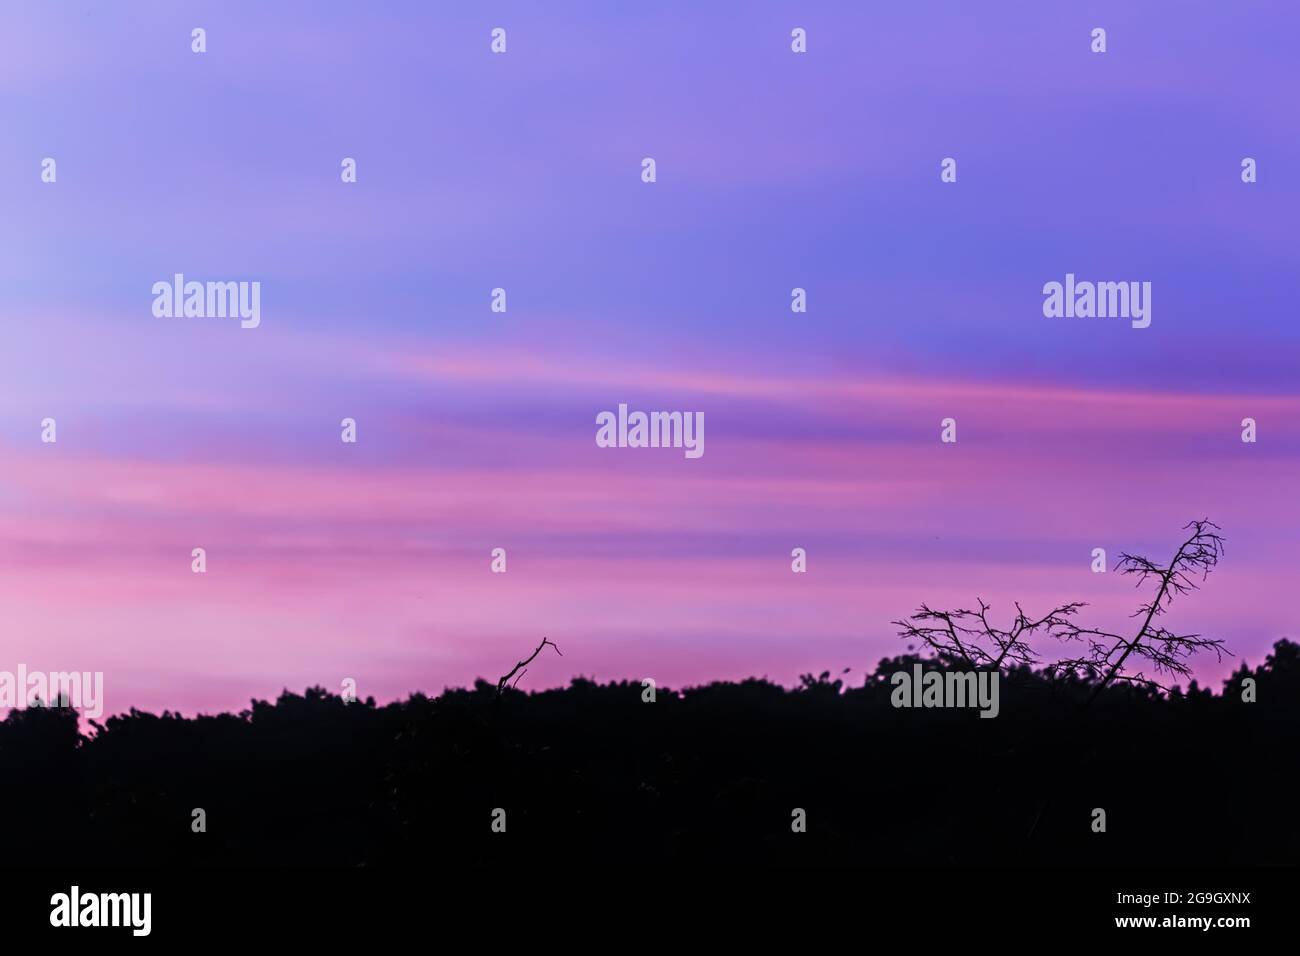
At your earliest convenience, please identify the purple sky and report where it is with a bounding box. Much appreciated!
[1,1,1297,717]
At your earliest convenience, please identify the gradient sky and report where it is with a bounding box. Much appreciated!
[2,1,1298,717]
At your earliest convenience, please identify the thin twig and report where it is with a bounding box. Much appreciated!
[496,638,562,697]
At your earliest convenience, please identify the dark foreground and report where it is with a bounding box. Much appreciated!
[4,641,1297,867]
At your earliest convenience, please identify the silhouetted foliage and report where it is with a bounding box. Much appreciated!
[3,638,1296,867]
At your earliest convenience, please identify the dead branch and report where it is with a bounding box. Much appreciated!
[892,598,1088,671]
[1052,519,1230,705]
[496,637,562,697]
[894,520,1232,706]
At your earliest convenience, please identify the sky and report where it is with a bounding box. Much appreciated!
[1,1,1297,717]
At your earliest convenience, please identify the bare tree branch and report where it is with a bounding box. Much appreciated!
[1051,519,1230,705]
[894,520,1232,706]
[893,598,1088,671]
[497,637,563,697]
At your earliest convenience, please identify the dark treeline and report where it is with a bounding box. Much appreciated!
[5,640,1297,867]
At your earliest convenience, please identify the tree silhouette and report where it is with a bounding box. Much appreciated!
[1049,519,1230,703]
[894,520,1231,703]
[0,635,1295,866]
